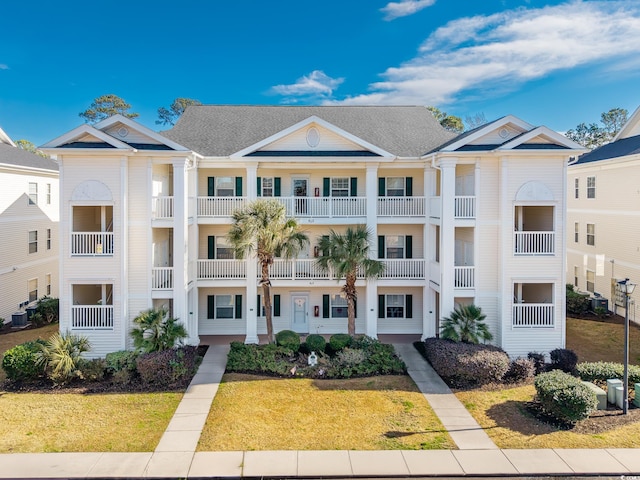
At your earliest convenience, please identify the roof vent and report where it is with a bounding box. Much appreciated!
[499,127,510,139]
[116,127,129,138]
[306,127,320,148]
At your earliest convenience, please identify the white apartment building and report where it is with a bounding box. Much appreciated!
[42,106,584,357]
[567,106,640,321]
[0,127,59,324]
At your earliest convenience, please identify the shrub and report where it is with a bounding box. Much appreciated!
[422,337,509,385]
[35,296,59,324]
[136,346,200,388]
[36,333,91,384]
[77,358,106,382]
[336,347,367,366]
[226,342,292,375]
[504,357,536,383]
[576,361,640,387]
[130,308,187,353]
[1,340,47,381]
[275,330,300,352]
[549,348,578,373]
[527,352,547,375]
[534,369,597,424]
[105,350,138,374]
[566,284,591,315]
[329,333,352,353]
[304,334,326,354]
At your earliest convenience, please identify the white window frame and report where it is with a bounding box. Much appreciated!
[574,178,579,199]
[574,222,579,243]
[330,294,348,318]
[586,270,595,293]
[216,177,235,197]
[29,230,38,254]
[46,183,52,205]
[586,223,595,246]
[261,177,274,197]
[28,278,38,303]
[386,294,406,318]
[587,176,596,199]
[386,235,406,259]
[331,177,349,197]
[213,294,235,319]
[386,177,405,197]
[28,182,38,205]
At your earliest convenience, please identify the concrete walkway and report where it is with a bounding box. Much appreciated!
[1,343,640,478]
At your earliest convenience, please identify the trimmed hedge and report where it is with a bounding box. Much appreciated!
[576,361,640,387]
[304,334,326,354]
[421,337,510,385]
[226,342,293,375]
[534,369,597,424]
[275,330,301,352]
[329,333,352,353]
[1,340,47,381]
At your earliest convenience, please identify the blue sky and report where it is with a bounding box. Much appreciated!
[1,0,640,145]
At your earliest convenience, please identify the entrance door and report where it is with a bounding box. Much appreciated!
[292,178,308,215]
[291,294,309,333]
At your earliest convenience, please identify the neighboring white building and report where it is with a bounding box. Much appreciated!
[42,106,584,357]
[0,127,59,324]
[567,106,640,322]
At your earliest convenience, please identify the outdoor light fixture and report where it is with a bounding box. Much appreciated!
[618,278,636,414]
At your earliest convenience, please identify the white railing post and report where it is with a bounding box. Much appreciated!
[512,304,555,327]
[514,232,555,255]
[454,196,476,218]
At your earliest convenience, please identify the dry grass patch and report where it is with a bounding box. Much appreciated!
[0,324,59,382]
[199,373,454,451]
[0,391,182,452]
[567,316,640,364]
[456,384,640,449]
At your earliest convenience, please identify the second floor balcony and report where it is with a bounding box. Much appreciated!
[152,196,174,219]
[71,232,114,256]
[71,305,114,330]
[514,231,555,255]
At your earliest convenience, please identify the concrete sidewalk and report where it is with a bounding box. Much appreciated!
[0,342,639,478]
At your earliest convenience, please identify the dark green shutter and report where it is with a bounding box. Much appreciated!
[405,235,413,259]
[235,295,242,319]
[323,178,330,197]
[235,177,243,196]
[378,236,385,259]
[257,294,261,313]
[274,294,281,317]
[323,294,330,318]
[321,235,329,256]
[208,177,215,196]
[208,236,215,259]
[406,177,413,196]
[378,178,386,196]
[353,298,357,318]
[378,295,385,319]
[406,295,413,319]
[257,177,261,197]
[207,295,215,319]
[274,177,281,197]
[350,177,357,196]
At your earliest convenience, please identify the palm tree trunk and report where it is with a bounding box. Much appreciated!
[261,261,274,343]
[346,271,357,336]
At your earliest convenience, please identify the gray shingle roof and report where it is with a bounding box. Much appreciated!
[161,105,457,157]
[0,143,58,171]
[575,134,640,164]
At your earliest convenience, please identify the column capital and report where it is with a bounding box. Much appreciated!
[439,157,458,169]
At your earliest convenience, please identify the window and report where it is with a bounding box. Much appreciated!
[28,278,38,303]
[587,176,595,199]
[386,235,405,259]
[28,182,37,205]
[331,178,349,197]
[47,229,51,250]
[586,270,595,293]
[574,222,579,243]
[378,294,413,319]
[261,177,273,197]
[574,266,579,288]
[216,177,235,197]
[330,294,348,318]
[29,230,38,254]
[386,177,405,197]
[207,294,241,319]
[208,236,234,259]
[46,184,51,204]
[586,223,595,246]
[46,274,51,296]
[574,178,579,199]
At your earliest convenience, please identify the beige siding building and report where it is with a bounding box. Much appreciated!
[567,106,640,322]
[0,127,59,324]
[42,107,583,358]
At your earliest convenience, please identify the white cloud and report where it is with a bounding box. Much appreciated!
[270,70,344,102]
[338,1,640,106]
[0,64,9,70]
[381,0,437,21]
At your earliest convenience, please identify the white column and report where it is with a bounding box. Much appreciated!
[244,163,259,343]
[440,158,457,322]
[365,164,379,338]
[423,165,434,338]
[120,156,128,350]
[246,163,258,200]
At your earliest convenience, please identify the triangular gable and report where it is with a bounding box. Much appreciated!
[497,126,585,151]
[94,114,189,151]
[231,115,394,158]
[41,124,133,149]
[613,105,640,141]
[439,115,534,152]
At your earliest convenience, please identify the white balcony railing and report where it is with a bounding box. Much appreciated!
[152,196,174,219]
[454,266,475,288]
[377,197,425,216]
[71,305,114,329]
[454,196,476,219]
[269,259,331,279]
[152,267,174,289]
[198,197,248,217]
[71,232,114,256]
[275,197,367,218]
[514,232,555,255]
[512,304,555,328]
[197,259,247,279]
[380,259,425,279]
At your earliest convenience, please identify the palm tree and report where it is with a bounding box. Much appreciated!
[316,225,384,336]
[440,304,493,344]
[228,199,309,343]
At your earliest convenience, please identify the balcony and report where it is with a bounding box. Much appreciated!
[454,196,476,219]
[377,197,425,216]
[380,259,425,279]
[71,232,114,256]
[268,259,331,279]
[454,266,475,288]
[152,267,174,290]
[512,304,555,328]
[198,259,247,279]
[514,232,555,255]
[71,306,114,329]
[198,197,248,217]
[276,197,366,218]
[152,196,174,219]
